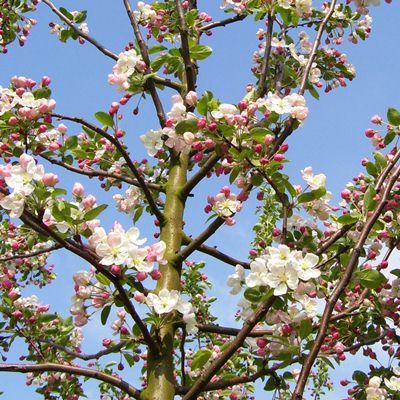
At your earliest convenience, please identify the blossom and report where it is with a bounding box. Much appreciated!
[245,258,269,288]
[227,264,245,294]
[146,289,180,314]
[140,129,164,157]
[0,192,26,218]
[95,230,129,266]
[266,262,299,296]
[108,49,144,91]
[134,2,157,23]
[114,186,143,215]
[212,192,242,218]
[6,154,44,196]
[211,103,238,120]
[385,376,400,392]
[295,252,320,281]
[127,246,153,272]
[301,166,326,189]
[366,377,387,400]
[264,92,293,115]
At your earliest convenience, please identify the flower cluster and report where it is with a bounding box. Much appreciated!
[0,154,46,218]
[89,222,166,275]
[229,245,320,296]
[140,95,198,156]
[108,48,146,91]
[0,76,56,119]
[70,269,117,327]
[205,186,243,223]
[259,92,309,121]
[146,288,197,333]
[113,185,143,215]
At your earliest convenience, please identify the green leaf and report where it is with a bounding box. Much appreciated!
[149,45,167,54]
[299,319,313,340]
[59,29,71,43]
[250,127,274,144]
[363,186,377,212]
[358,269,386,289]
[337,212,361,225]
[373,152,387,170]
[264,377,277,391]
[175,118,198,134]
[33,87,52,99]
[387,107,400,126]
[94,112,114,128]
[84,204,108,220]
[297,187,326,203]
[244,287,262,303]
[59,7,74,20]
[96,273,111,286]
[101,305,111,326]
[384,130,396,146]
[190,45,212,60]
[352,370,367,385]
[191,349,212,371]
[65,136,78,149]
[229,166,241,184]
[391,269,400,278]
[365,161,378,176]
[123,353,136,367]
[251,174,264,187]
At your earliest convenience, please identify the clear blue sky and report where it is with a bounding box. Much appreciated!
[1,0,400,398]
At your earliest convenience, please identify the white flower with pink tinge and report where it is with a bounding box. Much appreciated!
[301,166,326,190]
[146,289,180,314]
[211,191,242,218]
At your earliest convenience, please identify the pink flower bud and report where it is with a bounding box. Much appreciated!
[42,173,59,186]
[365,128,375,138]
[185,91,198,106]
[150,270,162,280]
[111,265,121,275]
[134,291,145,303]
[371,115,382,124]
[136,271,148,281]
[82,195,97,209]
[41,76,51,86]
[102,338,111,347]
[72,182,84,197]
[57,124,67,134]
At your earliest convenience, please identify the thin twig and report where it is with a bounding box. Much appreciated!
[257,14,274,98]
[200,14,247,32]
[41,154,163,192]
[292,160,400,399]
[174,0,197,93]
[41,339,129,361]
[178,217,225,261]
[0,363,141,399]
[51,113,165,223]
[182,297,275,399]
[122,0,166,126]
[182,153,220,197]
[41,0,118,60]
[0,244,61,262]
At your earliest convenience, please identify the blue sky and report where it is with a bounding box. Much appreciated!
[1,0,400,398]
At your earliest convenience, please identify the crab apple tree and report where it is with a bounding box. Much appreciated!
[0,0,400,399]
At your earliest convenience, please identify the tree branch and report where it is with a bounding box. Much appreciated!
[257,14,274,98]
[0,244,61,262]
[0,363,141,399]
[41,0,118,61]
[182,153,220,198]
[51,113,165,223]
[292,160,400,399]
[41,154,163,192]
[15,208,159,356]
[122,0,166,126]
[174,0,197,93]
[178,217,225,261]
[182,297,275,399]
[200,14,247,32]
[42,339,129,361]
